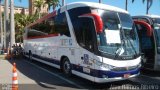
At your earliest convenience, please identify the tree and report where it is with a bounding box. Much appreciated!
[125,0,136,11]
[4,0,9,50]
[15,14,38,42]
[34,0,45,19]
[125,0,128,10]
[45,0,60,11]
[10,0,15,47]
[142,0,153,14]
[0,0,3,47]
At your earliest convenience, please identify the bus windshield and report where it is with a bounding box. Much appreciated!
[97,9,139,59]
[153,18,160,24]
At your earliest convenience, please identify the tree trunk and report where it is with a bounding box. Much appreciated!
[4,0,9,50]
[125,0,128,11]
[146,0,149,14]
[10,0,15,47]
[0,1,3,49]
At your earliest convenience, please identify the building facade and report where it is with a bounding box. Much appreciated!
[0,4,29,14]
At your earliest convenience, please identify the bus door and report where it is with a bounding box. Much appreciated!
[134,20,155,69]
[74,17,96,80]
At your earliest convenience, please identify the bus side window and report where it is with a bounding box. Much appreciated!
[55,12,70,37]
[76,18,95,51]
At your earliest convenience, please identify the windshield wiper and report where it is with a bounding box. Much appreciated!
[126,37,138,57]
[114,27,126,59]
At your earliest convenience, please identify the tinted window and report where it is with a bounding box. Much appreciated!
[153,18,160,24]
[138,18,150,24]
[69,7,95,51]
[28,12,70,38]
[100,10,120,30]
[55,12,70,37]
[119,13,133,28]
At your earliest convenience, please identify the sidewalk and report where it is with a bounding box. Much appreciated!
[0,59,36,84]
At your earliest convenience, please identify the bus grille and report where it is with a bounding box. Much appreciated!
[111,65,138,71]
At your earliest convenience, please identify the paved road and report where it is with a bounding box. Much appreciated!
[1,57,160,90]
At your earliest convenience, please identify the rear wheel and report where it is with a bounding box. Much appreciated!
[62,58,72,76]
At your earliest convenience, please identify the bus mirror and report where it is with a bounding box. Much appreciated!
[134,20,152,37]
[79,13,103,33]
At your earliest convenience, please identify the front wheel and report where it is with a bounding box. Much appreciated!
[62,58,72,76]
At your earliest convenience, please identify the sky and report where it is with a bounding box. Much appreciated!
[5,0,160,16]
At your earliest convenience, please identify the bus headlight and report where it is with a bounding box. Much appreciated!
[102,63,115,69]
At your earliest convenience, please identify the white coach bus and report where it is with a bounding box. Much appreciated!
[23,2,142,83]
[133,15,160,71]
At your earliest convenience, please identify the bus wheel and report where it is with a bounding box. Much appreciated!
[29,51,33,61]
[62,58,72,76]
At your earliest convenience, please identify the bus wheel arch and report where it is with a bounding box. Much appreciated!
[60,56,72,76]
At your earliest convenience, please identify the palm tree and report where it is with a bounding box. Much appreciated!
[142,0,153,14]
[125,0,136,11]
[0,0,3,47]
[4,0,9,50]
[10,0,15,47]
[34,0,45,19]
[10,0,22,47]
[125,0,128,10]
[45,0,60,11]
[15,14,38,42]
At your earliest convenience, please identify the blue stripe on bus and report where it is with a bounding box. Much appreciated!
[25,53,140,78]
[72,64,140,78]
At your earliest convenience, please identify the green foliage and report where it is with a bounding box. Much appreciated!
[14,13,38,42]
[45,0,60,10]
[34,0,45,18]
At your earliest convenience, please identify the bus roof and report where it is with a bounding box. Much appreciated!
[64,2,128,14]
[26,2,128,28]
[133,15,160,19]
[146,15,160,18]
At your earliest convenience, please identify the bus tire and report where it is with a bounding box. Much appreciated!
[62,58,72,76]
[29,51,33,61]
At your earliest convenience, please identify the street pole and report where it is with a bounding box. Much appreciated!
[10,0,15,47]
[99,0,102,3]
[4,0,9,52]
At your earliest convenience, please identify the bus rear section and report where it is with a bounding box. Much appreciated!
[24,2,141,83]
[133,15,160,71]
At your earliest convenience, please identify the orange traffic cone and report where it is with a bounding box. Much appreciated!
[12,63,18,90]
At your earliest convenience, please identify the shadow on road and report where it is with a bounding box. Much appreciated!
[141,68,160,77]
[6,57,150,89]
[7,57,78,89]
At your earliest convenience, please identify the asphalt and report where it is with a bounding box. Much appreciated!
[0,58,81,90]
[1,57,160,90]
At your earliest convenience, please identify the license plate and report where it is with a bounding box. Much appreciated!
[83,67,90,73]
[124,74,130,78]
